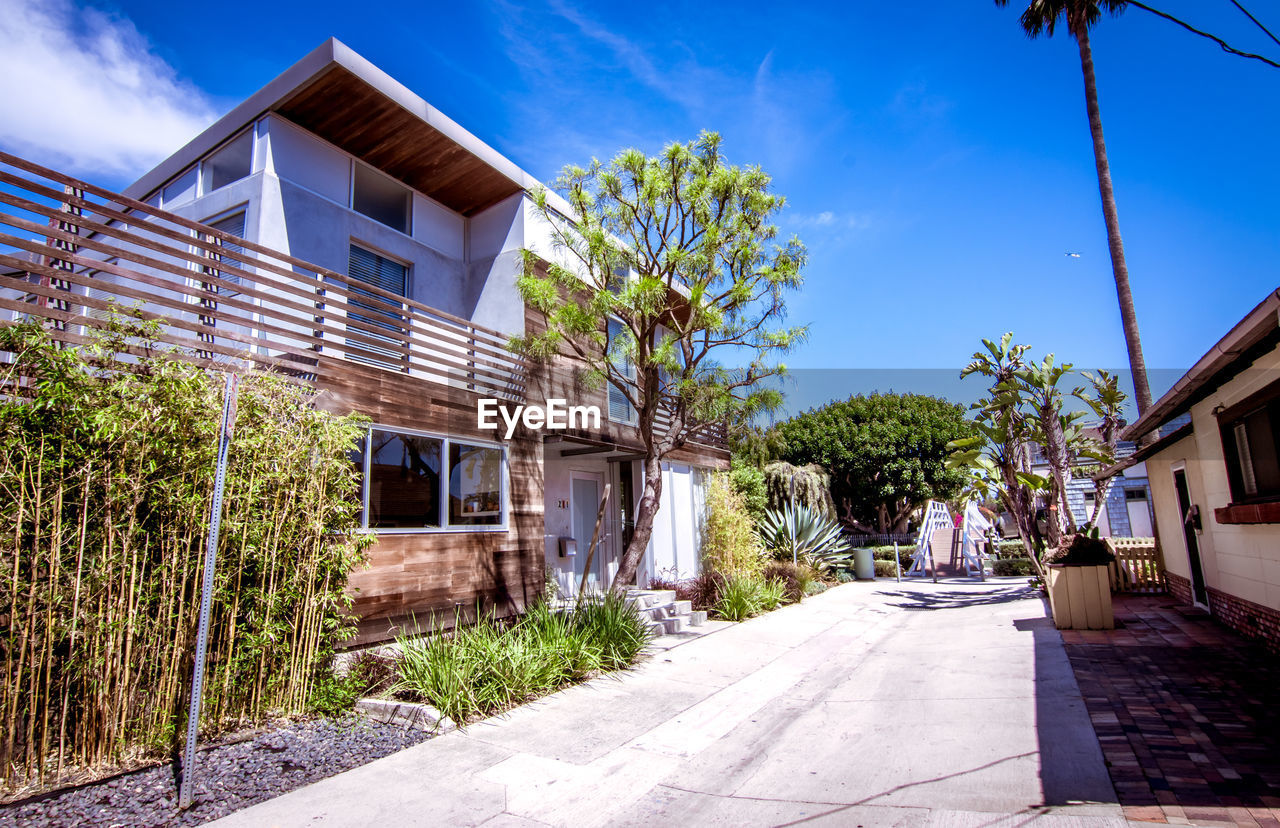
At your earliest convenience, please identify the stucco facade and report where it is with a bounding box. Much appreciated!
[1123,290,1280,651]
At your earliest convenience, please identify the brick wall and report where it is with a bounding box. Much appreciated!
[1166,571,1280,654]
[1166,571,1194,606]
[1206,588,1280,655]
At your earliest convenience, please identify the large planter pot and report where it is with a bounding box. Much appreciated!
[853,547,876,580]
[1046,564,1114,630]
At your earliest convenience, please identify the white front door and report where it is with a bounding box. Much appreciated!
[570,471,607,592]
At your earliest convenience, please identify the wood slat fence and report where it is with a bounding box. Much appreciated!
[1106,537,1165,594]
[0,150,526,401]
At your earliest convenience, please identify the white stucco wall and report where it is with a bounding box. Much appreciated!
[640,463,709,587]
[1146,348,1280,611]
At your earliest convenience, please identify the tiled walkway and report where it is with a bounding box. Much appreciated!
[1061,594,1280,827]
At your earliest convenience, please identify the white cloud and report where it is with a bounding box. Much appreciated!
[788,210,874,232]
[0,0,218,179]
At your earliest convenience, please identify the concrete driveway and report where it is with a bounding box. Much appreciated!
[211,579,1126,827]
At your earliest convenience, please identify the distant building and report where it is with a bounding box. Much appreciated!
[1028,428,1155,538]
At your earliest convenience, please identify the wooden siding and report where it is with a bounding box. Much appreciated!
[273,66,523,217]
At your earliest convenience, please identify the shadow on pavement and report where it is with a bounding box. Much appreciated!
[877,584,1039,611]
[1023,614,1120,807]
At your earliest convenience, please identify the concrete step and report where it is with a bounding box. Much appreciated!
[659,616,685,634]
[625,594,654,610]
[627,589,676,605]
[629,589,697,640]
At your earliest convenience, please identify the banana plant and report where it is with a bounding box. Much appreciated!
[757,502,852,574]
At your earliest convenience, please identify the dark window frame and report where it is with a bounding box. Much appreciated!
[1217,380,1280,506]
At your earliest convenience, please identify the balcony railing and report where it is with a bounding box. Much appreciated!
[0,150,526,401]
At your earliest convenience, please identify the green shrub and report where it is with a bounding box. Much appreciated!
[804,580,829,596]
[763,461,837,518]
[992,558,1033,576]
[728,458,767,520]
[868,544,915,571]
[310,652,396,716]
[702,474,766,577]
[873,560,898,578]
[762,561,813,603]
[758,578,787,613]
[573,590,652,670]
[394,597,652,725]
[713,573,786,621]
[757,503,852,574]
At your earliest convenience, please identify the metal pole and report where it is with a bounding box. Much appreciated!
[179,372,239,810]
[790,478,797,567]
[894,541,901,583]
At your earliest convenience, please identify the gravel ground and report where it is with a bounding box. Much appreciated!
[0,715,431,827]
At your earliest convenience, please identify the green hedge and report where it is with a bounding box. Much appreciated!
[868,544,915,571]
[993,558,1033,576]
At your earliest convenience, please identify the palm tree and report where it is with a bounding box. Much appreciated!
[996,0,1154,415]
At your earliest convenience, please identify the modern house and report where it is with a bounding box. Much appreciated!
[0,38,728,644]
[1117,288,1280,652]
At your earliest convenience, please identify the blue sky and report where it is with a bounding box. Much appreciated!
[2,0,1277,415]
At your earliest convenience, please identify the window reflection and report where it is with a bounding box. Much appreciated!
[449,443,502,526]
[368,430,441,528]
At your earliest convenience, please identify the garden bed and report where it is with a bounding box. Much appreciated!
[0,715,430,827]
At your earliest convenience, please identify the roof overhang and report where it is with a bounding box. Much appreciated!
[1122,288,1280,443]
[124,38,547,216]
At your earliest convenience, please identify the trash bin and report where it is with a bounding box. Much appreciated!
[853,547,875,580]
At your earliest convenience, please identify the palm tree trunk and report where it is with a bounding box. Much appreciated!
[1076,25,1153,415]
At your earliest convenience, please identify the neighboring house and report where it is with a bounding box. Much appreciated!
[0,38,727,644]
[1027,430,1155,538]
[1117,288,1280,652]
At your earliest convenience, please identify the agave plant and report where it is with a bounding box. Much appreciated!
[757,503,852,574]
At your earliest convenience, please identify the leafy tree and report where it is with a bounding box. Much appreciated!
[763,461,836,520]
[513,132,806,590]
[995,0,1153,413]
[947,334,1126,578]
[775,393,974,534]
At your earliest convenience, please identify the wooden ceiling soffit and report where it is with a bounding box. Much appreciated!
[272,66,523,216]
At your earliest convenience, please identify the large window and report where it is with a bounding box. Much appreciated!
[352,163,410,233]
[203,211,247,295]
[201,130,254,194]
[1219,385,1280,503]
[607,317,637,425]
[346,244,408,368]
[354,427,506,531]
[449,443,504,526]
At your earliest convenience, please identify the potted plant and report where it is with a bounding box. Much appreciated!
[1045,533,1115,630]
